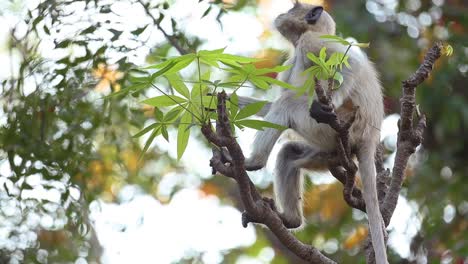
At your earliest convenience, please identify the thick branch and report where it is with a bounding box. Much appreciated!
[381,43,442,225]
[365,43,442,263]
[201,91,336,264]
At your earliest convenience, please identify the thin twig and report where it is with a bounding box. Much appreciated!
[137,0,188,55]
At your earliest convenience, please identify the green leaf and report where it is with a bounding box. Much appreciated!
[200,57,219,67]
[253,65,292,75]
[319,47,327,61]
[198,48,225,56]
[191,71,210,99]
[319,35,350,46]
[257,76,297,90]
[161,125,169,142]
[442,44,454,56]
[307,52,323,67]
[249,77,269,90]
[166,74,190,98]
[343,57,351,69]
[154,108,164,121]
[104,82,150,98]
[140,126,162,160]
[236,119,287,131]
[202,6,212,18]
[142,95,187,107]
[150,61,178,81]
[165,56,196,75]
[198,95,220,109]
[56,39,71,48]
[333,72,344,87]
[131,25,148,35]
[164,106,184,122]
[229,92,239,117]
[216,54,259,64]
[133,123,160,138]
[177,112,192,160]
[236,101,268,120]
[299,77,315,97]
[144,53,196,70]
[353,42,370,48]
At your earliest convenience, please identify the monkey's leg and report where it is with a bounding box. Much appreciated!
[245,105,289,171]
[274,141,324,229]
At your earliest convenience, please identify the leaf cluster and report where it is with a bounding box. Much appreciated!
[119,48,290,159]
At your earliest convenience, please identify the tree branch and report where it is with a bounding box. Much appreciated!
[308,43,443,263]
[201,91,336,264]
[137,0,188,55]
[380,43,442,224]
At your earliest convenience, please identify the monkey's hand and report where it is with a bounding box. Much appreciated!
[244,158,265,171]
[309,100,337,125]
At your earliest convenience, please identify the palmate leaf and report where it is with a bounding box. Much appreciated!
[105,82,150,99]
[262,76,297,90]
[319,34,351,46]
[253,65,291,75]
[139,126,162,160]
[333,72,344,87]
[319,34,369,48]
[177,111,192,160]
[319,47,327,61]
[236,101,268,120]
[133,123,160,138]
[249,77,269,90]
[164,106,184,122]
[144,53,197,70]
[236,119,286,131]
[191,71,210,100]
[142,95,187,107]
[228,92,239,118]
[198,48,259,67]
[166,74,190,98]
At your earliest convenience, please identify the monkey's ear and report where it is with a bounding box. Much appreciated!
[305,6,323,24]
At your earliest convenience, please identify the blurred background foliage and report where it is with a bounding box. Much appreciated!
[0,0,466,263]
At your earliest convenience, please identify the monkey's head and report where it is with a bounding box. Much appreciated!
[275,2,336,45]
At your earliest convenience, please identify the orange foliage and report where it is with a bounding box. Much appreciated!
[253,49,283,78]
[92,63,124,92]
[200,182,221,197]
[120,149,139,174]
[303,182,349,221]
[343,225,369,249]
[38,230,69,248]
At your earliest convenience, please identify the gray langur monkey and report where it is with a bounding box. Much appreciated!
[240,3,388,263]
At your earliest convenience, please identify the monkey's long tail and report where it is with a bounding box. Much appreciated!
[236,96,272,117]
[358,146,389,264]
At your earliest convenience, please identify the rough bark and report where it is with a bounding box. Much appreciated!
[200,43,442,263]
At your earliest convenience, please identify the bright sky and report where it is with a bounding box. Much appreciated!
[0,0,424,263]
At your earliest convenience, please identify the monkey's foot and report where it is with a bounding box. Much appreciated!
[309,99,337,125]
[279,213,302,229]
[244,159,265,171]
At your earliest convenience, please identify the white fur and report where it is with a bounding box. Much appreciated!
[244,3,388,263]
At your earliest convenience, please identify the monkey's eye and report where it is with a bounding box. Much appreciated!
[305,6,323,24]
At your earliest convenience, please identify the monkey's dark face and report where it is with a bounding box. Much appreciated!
[274,3,336,45]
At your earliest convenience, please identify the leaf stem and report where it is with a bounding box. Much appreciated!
[150,83,202,123]
[197,55,205,120]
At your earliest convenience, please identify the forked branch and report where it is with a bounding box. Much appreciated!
[201,92,336,264]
